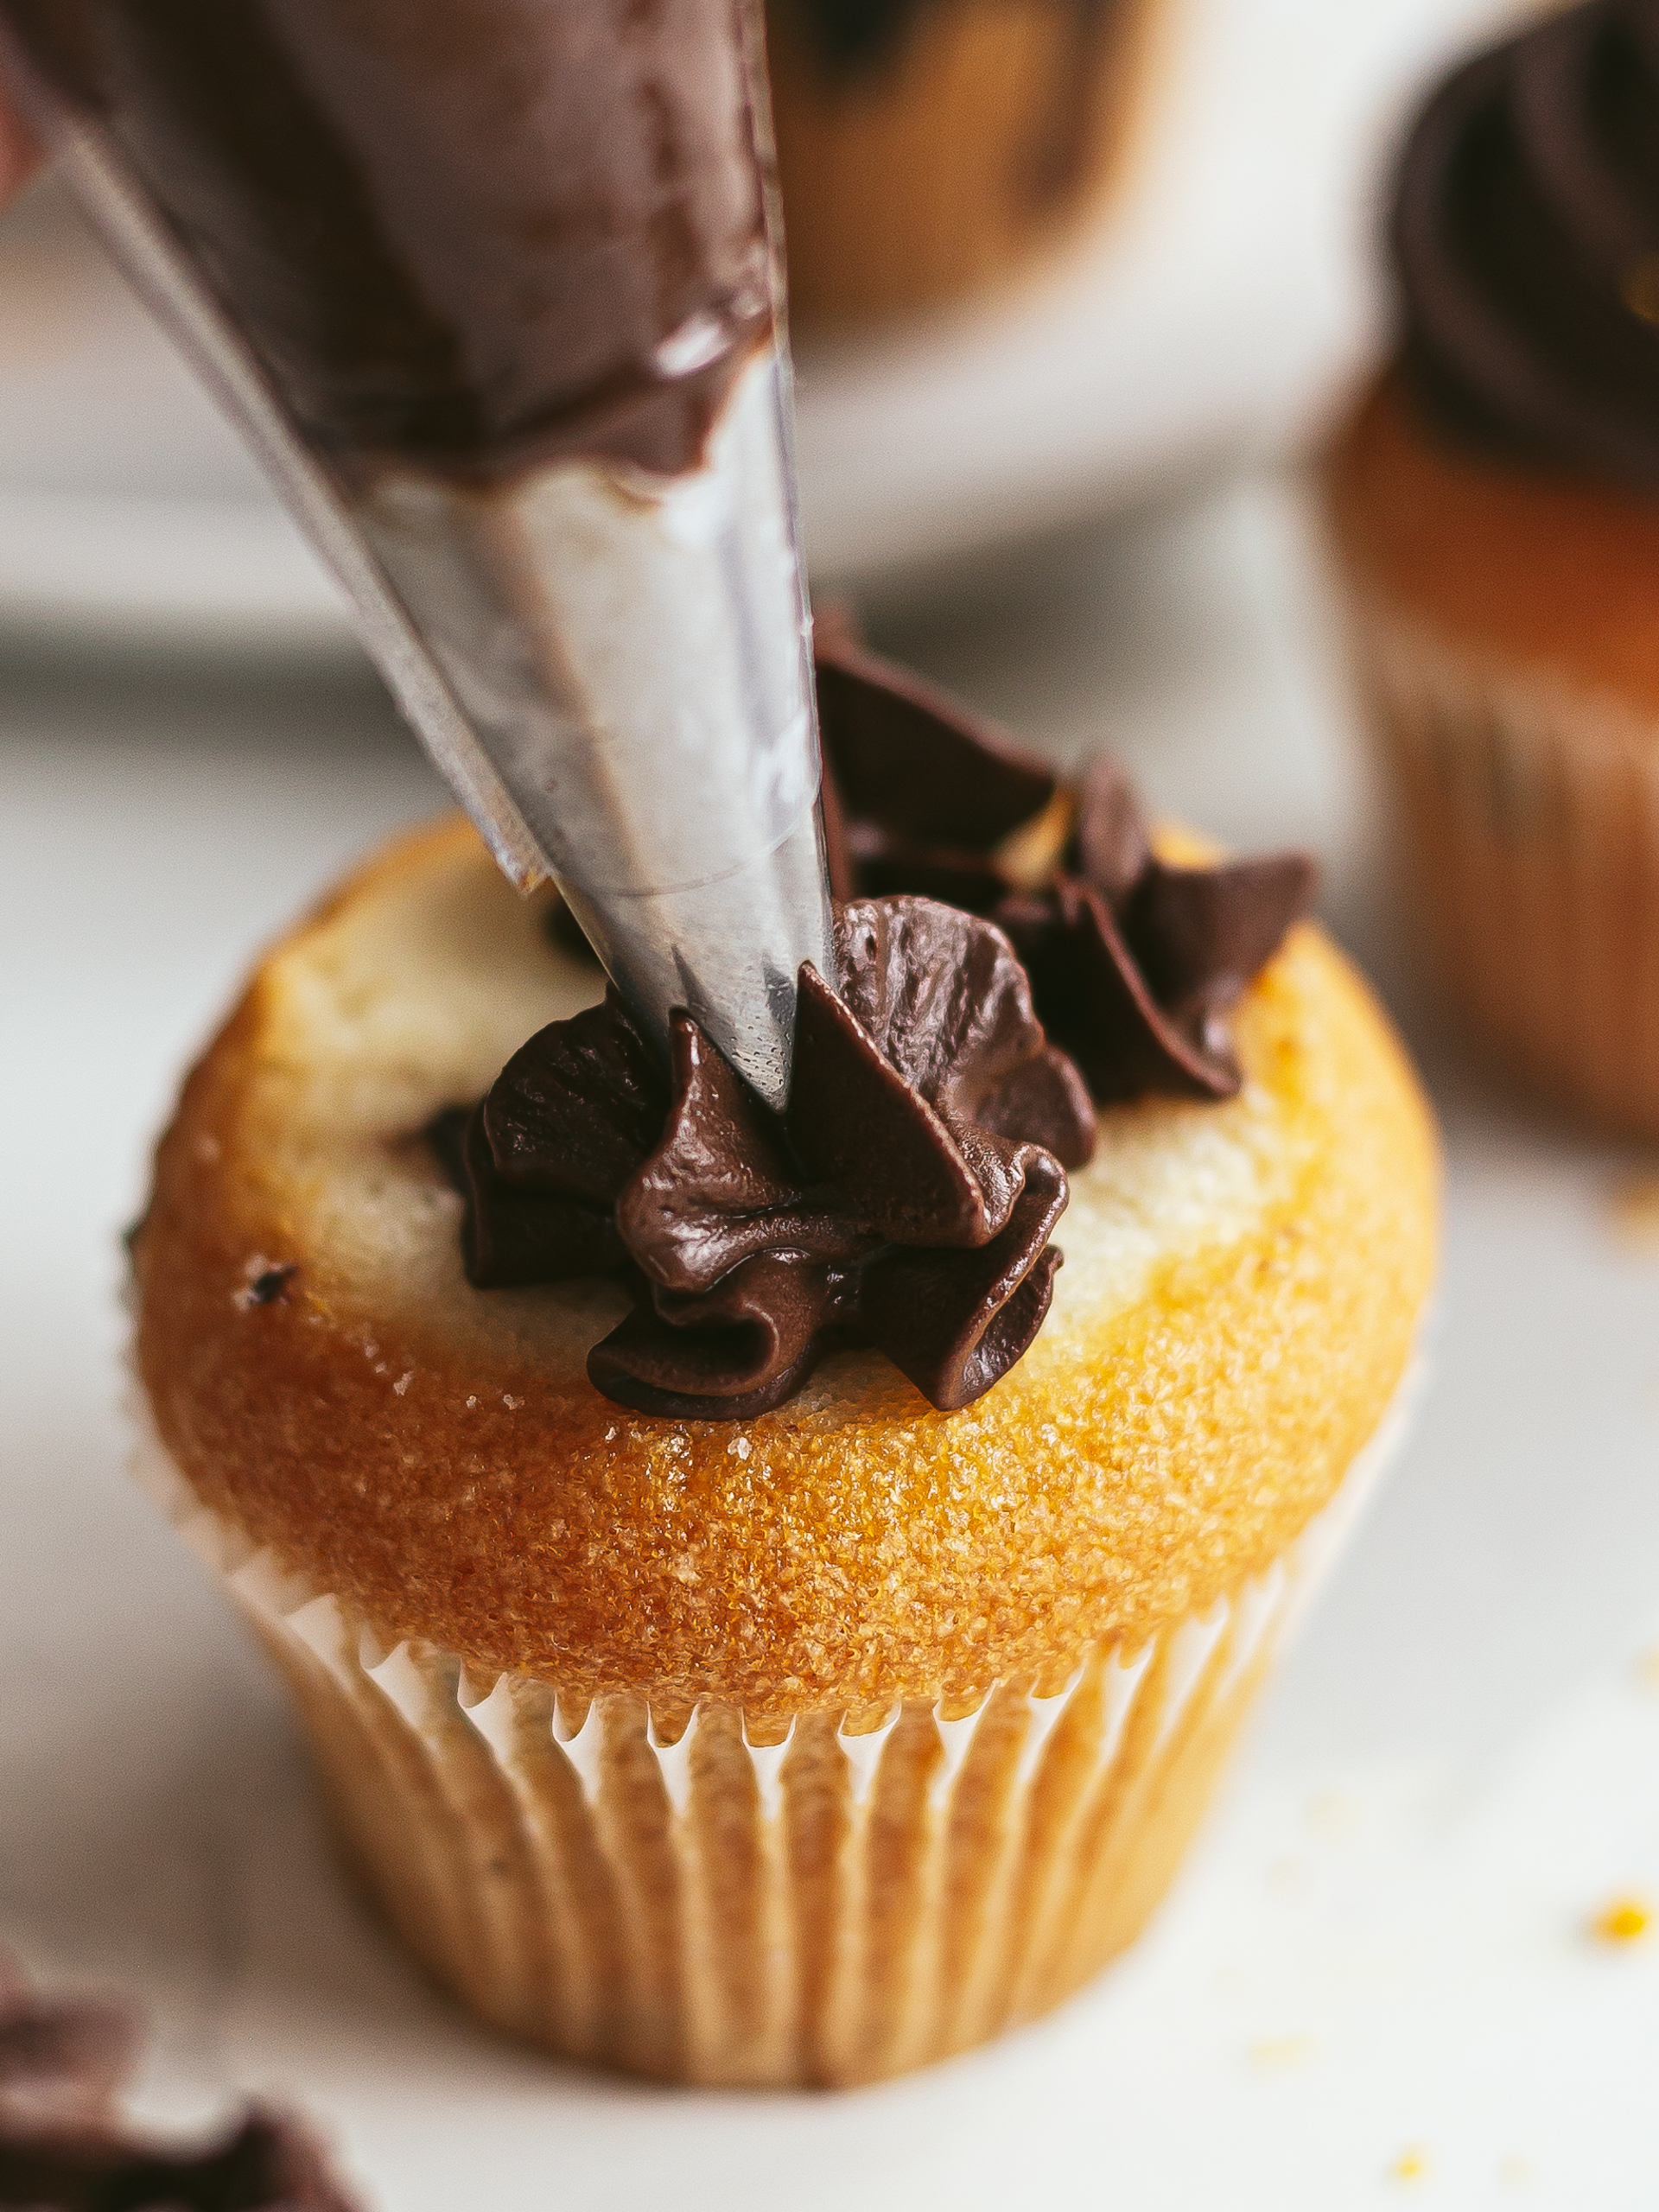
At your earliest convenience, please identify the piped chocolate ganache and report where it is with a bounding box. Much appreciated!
[494,637,1308,1421]
[451,897,1096,1421]
[0,0,772,480]
[814,622,1314,1103]
[1394,0,1659,487]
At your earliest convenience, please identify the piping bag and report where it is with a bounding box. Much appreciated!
[0,0,834,1110]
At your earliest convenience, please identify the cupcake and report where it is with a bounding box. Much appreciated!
[764,0,1165,326]
[1325,0,1659,1135]
[130,657,1435,2088]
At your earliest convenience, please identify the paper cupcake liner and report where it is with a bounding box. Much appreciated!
[1344,589,1659,1135]
[133,1374,1415,2088]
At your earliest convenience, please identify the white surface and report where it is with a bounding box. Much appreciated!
[0,0,1521,646]
[7,474,1659,2209]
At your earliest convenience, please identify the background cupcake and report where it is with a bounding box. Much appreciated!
[1325,0,1659,1135]
[764,0,1166,325]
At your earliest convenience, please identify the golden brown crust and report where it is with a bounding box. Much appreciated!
[1325,369,1659,717]
[133,817,1437,1725]
[766,0,1165,327]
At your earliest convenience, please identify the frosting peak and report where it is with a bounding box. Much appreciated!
[460,897,1096,1420]
[815,625,1314,1102]
[1393,0,1659,486]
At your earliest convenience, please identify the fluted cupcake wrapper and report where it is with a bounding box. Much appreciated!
[132,1377,1414,2088]
[1344,589,1659,1135]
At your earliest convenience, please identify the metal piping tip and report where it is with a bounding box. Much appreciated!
[348,340,835,1109]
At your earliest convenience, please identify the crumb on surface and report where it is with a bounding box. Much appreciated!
[1389,2145,1431,2184]
[1306,1790,1357,1840]
[1591,1894,1652,1945]
[1248,2033,1312,2071]
[234,1260,296,1310]
[1265,1855,1312,1899]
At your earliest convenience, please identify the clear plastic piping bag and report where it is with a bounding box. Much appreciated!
[0,0,832,1109]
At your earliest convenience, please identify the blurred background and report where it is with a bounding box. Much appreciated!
[0,0,1522,637]
[10,1,1659,2205]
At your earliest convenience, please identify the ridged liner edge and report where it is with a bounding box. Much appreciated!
[130,1368,1418,2087]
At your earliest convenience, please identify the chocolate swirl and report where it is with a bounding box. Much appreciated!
[0,1954,359,2212]
[815,623,1314,1103]
[1393,0,1659,486]
[456,896,1096,1421]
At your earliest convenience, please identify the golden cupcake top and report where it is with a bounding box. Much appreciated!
[132,812,1435,1726]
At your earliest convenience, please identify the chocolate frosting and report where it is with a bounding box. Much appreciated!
[457,896,1096,1420]
[469,636,1304,1421]
[0,0,773,480]
[0,1955,359,2212]
[1393,0,1659,486]
[815,625,1314,1103]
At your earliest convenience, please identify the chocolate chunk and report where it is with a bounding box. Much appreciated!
[0,2107,358,2212]
[0,1955,359,2212]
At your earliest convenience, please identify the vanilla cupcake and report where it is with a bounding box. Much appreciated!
[765,0,1166,326]
[130,671,1434,2088]
[1325,0,1659,1135]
